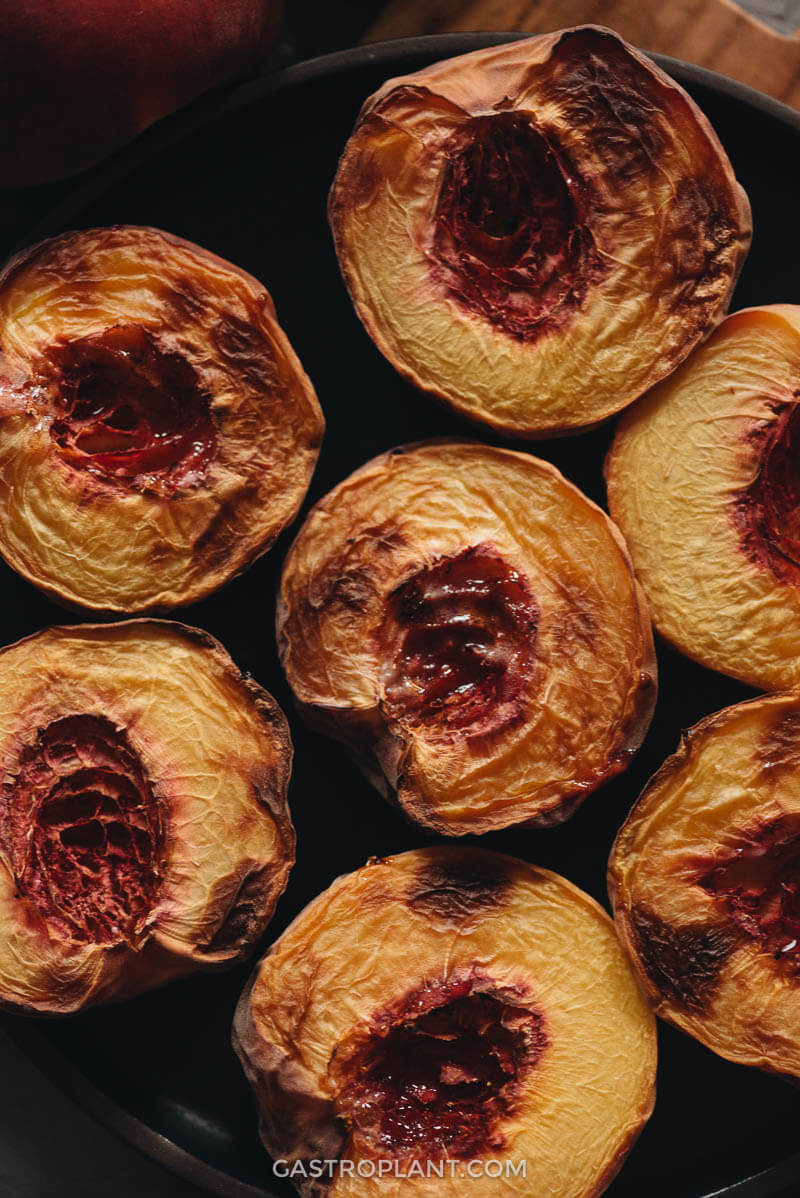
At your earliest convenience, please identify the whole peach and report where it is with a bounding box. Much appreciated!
[0,0,282,186]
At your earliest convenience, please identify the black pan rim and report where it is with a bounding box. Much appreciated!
[9,30,800,261]
[3,30,800,1198]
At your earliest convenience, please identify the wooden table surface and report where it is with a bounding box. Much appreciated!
[366,0,800,108]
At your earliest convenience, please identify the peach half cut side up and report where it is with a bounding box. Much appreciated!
[0,225,324,613]
[610,691,800,1078]
[607,305,800,692]
[233,847,657,1198]
[328,26,751,437]
[277,441,656,835]
[0,620,294,1015]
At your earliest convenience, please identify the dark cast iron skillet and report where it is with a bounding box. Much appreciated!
[3,32,800,1198]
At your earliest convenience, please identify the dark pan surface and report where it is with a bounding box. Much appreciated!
[3,34,800,1198]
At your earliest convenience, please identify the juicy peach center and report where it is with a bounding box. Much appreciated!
[47,324,217,493]
[381,545,537,737]
[753,406,800,563]
[431,112,596,340]
[2,714,163,945]
[699,815,800,962]
[332,976,546,1161]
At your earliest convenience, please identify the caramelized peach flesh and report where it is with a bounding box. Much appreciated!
[278,441,656,834]
[606,305,800,691]
[48,325,217,494]
[0,620,295,1015]
[609,692,800,1076]
[233,848,657,1198]
[0,225,323,613]
[329,27,751,436]
[431,111,597,342]
[381,546,537,737]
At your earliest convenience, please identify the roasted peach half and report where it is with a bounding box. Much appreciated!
[234,847,657,1198]
[328,26,751,437]
[277,441,656,834]
[0,620,294,1015]
[610,691,800,1077]
[607,305,800,691]
[0,225,323,613]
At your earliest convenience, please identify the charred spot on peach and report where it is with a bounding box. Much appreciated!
[609,691,800,1077]
[232,848,657,1198]
[0,225,323,613]
[407,852,512,922]
[0,620,294,1016]
[277,441,656,835]
[329,26,751,437]
[626,904,735,1015]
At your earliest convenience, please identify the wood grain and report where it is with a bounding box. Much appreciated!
[364,0,800,109]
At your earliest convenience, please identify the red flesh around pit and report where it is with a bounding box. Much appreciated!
[1,714,163,945]
[737,401,800,584]
[381,545,537,737]
[431,113,600,341]
[332,973,546,1161]
[699,815,800,964]
[48,324,217,494]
